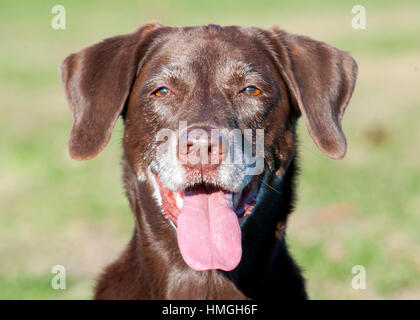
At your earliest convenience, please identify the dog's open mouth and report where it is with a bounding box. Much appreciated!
[153,174,261,271]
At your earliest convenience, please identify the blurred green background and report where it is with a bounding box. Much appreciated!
[1,0,419,299]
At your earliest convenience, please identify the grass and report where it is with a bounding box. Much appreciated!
[0,0,419,299]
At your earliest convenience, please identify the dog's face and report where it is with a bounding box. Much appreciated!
[124,26,289,200]
[61,23,357,272]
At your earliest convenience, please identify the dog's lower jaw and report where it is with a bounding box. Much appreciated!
[94,157,307,300]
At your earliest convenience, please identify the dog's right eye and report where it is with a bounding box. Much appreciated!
[152,87,170,97]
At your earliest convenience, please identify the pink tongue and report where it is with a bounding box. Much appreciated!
[177,189,242,271]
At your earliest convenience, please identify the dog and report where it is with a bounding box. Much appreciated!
[60,23,357,299]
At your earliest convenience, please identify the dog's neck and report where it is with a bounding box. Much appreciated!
[120,157,297,298]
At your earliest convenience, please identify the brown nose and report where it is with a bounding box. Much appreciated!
[177,126,229,168]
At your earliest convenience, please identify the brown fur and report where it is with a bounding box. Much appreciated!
[60,23,357,299]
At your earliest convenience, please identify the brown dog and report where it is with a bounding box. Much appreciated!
[60,23,357,299]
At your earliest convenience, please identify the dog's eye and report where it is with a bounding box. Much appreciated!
[242,86,262,96]
[152,87,170,97]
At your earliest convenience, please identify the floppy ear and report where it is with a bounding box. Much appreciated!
[60,23,162,160]
[267,27,358,159]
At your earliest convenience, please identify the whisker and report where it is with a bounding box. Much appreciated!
[256,174,282,195]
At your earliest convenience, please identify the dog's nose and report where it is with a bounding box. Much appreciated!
[178,126,228,168]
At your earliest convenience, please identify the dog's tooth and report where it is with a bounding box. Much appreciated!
[224,193,233,206]
[175,192,184,209]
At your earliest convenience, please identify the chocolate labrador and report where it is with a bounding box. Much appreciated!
[60,23,357,299]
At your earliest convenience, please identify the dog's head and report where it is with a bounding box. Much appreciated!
[61,23,357,271]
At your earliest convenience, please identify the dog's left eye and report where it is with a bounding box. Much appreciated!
[152,87,170,97]
[242,86,262,96]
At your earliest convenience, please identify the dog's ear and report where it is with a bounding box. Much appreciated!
[60,23,162,160]
[266,27,358,159]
